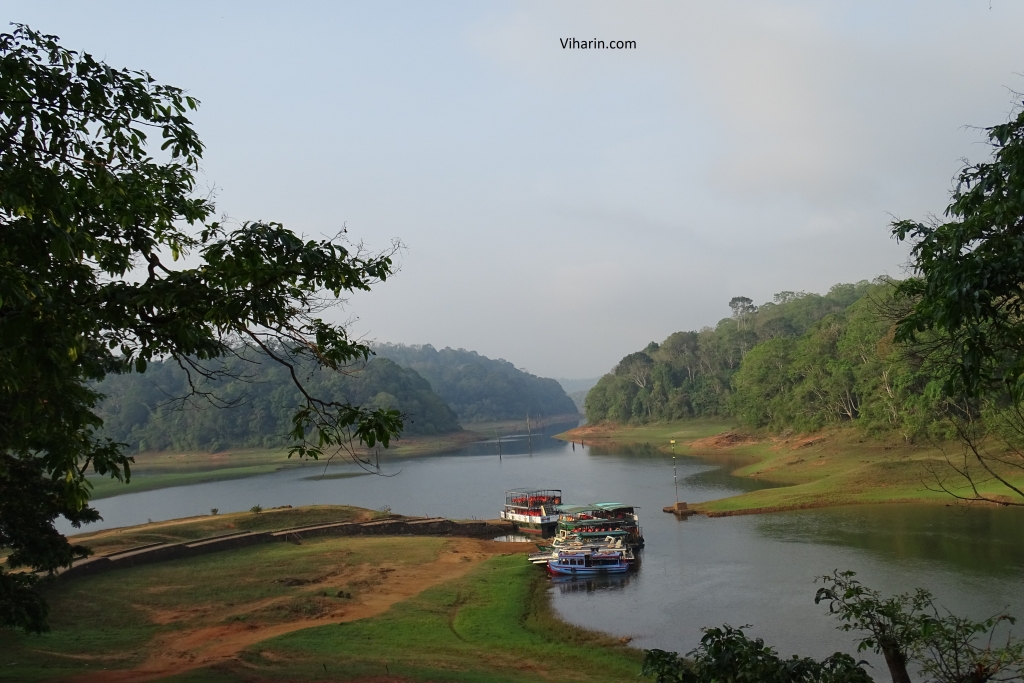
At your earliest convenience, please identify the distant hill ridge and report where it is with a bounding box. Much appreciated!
[372,343,579,423]
[95,352,460,453]
[95,342,579,453]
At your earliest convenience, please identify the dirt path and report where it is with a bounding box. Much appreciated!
[70,539,535,683]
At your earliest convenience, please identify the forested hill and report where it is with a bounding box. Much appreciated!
[372,344,579,422]
[95,354,461,453]
[585,279,945,439]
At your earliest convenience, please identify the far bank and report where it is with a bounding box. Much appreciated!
[89,414,581,500]
[556,420,1024,515]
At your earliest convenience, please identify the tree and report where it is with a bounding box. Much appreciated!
[815,571,1024,683]
[892,103,1024,505]
[616,351,655,389]
[815,571,933,683]
[0,25,402,632]
[644,572,1024,683]
[729,296,758,330]
[641,625,871,683]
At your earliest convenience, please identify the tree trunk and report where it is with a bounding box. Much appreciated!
[881,645,912,683]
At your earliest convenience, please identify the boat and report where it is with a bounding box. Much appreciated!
[545,546,632,575]
[553,502,645,548]
[552,528,630,549]
[499,489,562,535]
[527,536,630,564]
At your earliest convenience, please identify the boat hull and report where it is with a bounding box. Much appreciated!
[500,510,559,535]
[546,563,629,575]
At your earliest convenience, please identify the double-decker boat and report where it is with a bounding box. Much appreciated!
[499,489,561,535]
[552,528,630,549]
[553,502,645,548]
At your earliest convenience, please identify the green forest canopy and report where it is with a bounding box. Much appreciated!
[585,279,947,440]
[372,343,579,422]
[95,352,460,453]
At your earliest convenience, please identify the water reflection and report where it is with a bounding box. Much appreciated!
[756,504,1024,577]
[588,443,780,495]
[550,573,633,594]
[492,534,536,543]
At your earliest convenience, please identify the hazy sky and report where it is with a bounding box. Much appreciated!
[6,2,1024,378]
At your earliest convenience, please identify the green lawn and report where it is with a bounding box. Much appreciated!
[3,536,643,683]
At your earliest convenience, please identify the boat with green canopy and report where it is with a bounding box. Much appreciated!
[553,502,644,548]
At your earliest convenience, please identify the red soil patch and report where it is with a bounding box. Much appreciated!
[688,431,760,450]
[561,423,620,439]
[69,539,536,683]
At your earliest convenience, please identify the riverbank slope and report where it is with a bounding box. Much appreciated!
[4,505,641,682]
[558,421,1023,515]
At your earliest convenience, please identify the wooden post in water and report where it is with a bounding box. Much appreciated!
[526,413,533,456]
[671,439,678,503]
[496,430,502,460]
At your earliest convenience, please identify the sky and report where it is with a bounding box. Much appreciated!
[5,1,1024,378]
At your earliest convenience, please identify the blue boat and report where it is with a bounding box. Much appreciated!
[545,547,632,576]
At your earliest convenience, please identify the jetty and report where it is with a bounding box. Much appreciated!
[663,501,697,517]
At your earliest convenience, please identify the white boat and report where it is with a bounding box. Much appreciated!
[499,489,561,535]
[545,546,632,575]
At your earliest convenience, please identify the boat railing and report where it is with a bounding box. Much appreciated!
[505,490,562,508]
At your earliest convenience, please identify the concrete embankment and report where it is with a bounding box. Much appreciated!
[53,516,514,583]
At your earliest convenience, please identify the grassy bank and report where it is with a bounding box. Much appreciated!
[559,421,1024,515]
[87,415,582,501]
[557,419,737,447]
[4,526,642,682]
[229,554,642,683]
[66,504,382,556]
[87,429,485,500]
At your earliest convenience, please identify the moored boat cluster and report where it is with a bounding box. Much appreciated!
[501,489,643,575]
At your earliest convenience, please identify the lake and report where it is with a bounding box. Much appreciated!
[68,421,1024,674]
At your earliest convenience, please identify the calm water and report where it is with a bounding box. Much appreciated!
[67,422,1024,675]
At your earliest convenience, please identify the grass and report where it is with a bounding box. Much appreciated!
[89,463,298,499]
[687,431,1024,515]
[173,555,643,683]
[2,535,448,681]
[300,471,370,481]
[3,535,643,682]
[86,448,312,500]
[86,429,487,501]
[560,420,1024,515]
[66,504,380,556]
[557,418,737,446]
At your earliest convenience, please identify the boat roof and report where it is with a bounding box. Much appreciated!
[556,502,637,513]
[505,488,561,495]
[557,548,626,555]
